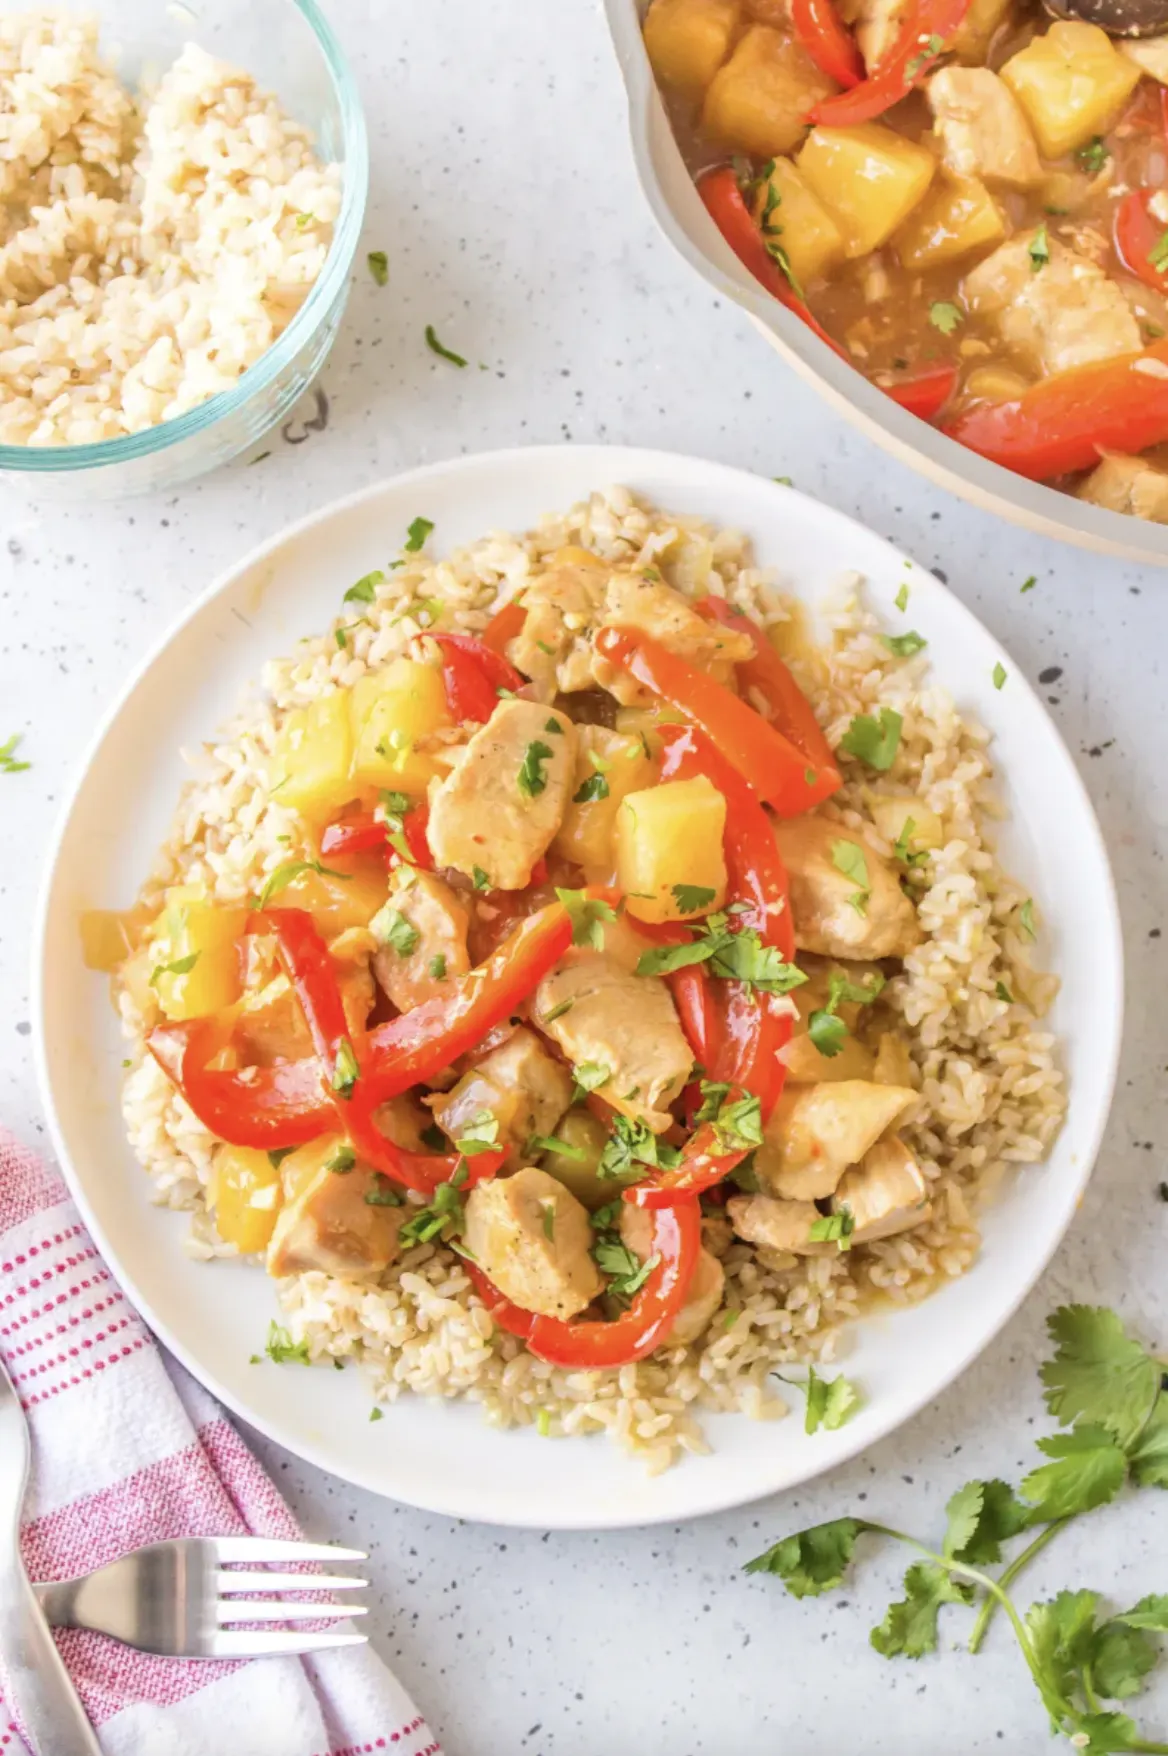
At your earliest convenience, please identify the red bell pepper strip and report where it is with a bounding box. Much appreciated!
[320,803,433,870]
[628,1094,757,1210]
[432,632,525,724]
[594,625,825,818]
[697,168,848,360]
[791,0,863,87]
[479,599,527,656]
[668,963,723,1068]
[809,0,973,125]
[148,1022,335,1148]
[464,1199,702,1367]
[944,340,1168,481]
[1114,190,1168,295]
[695,596,840,807]
[363,901,574,1101]
[885,364,959,423]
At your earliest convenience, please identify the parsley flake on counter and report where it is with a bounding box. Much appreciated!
[839,707,902,772]
[882,631,927,658]
[1029,223,1050,272]
[264,1321,311,1365]
[404,516,434,553]
[344,569,385,604]
[993,661,1008,690]
[0,733,29,774]
[928,301,962,336]
[672,883,717,915]
[517,739,554,798]
[1020,575,1037,594]
[331,1036,359,1098]
[425,324,468,367]
[367,251,389,286]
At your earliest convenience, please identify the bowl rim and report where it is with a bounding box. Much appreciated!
[0,0,369,476]
[602,0,1168,567]
[31,442,1126,1528]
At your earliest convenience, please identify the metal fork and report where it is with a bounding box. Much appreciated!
[32,1536,370,1660]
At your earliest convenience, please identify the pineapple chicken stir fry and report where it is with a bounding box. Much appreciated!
[644,0,1168,517]
[117,553,943,1371]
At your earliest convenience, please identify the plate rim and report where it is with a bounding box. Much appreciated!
[31,442,1125,1528]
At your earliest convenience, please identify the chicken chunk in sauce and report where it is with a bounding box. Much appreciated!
[463,1167,603,1319]
[775,815,922,960]
[371,868,471,1013]
[834,1135,932,1242]
[266,1139,405,1279]
[755,1079,918,1200]
[429,1026,574,1151]
[427,700,576,890]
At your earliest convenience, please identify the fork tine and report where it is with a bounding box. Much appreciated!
[201,1628,368,1659]
[216,1600,368,1625]
[215,1570,366,1594]
[205,1536,368,1564]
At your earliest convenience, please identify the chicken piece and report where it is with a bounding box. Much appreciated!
[532,952,693,1132]
[1121,36,1168,82]
[426,700,576,890]
[963,234,1142,376]
[834,1135,931,1242]
[1077,454,1168,525]
[266,1142,405,1279]
[781,958,880,1084]
[592,570,753,706]
[371,868,470,1013]
[620,1206,725,1345]
[755,1079,918,1200]
[509,558,607,695]
[429,1025,574,1150]
[464,1166,603,1319]
[853,0,907,72]
[927,68,1042,189]
[726,1193,835,1255]
[774,816,921,960]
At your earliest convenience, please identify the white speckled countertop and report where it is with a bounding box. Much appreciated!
[2,1,1166,1750]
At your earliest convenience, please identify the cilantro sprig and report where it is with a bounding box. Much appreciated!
[745,1306,1168,1752]
[635,909,806,995]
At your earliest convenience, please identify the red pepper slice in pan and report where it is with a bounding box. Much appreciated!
[320,803,434,870]
[479,599,528,656]
[148,1022,336,1148]
[809,0,973,125]
[695,595,840,807]
[885,364,960,423]
[628,1095,757,1209]
[1114,189,1168,295]
[697,167,848,360]
[593,624,825,817]
[431,632,525,723]
[464,1199,702,1367]
[668,963,724,1068]
[944,340,1168,480]
[791,0,864,87]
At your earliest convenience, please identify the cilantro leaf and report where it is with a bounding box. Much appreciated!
[404,516,434,553]
[1020,1426,1127,1523]
[672,883,717,915]
[370,905,420,957]
[1129,1400,1168,1488]
[1077,137,1109,174]
[1040,1305,1160,1450]
[635,938,714,978]
[256,858,352,908]
[831,840,870,914]
[428,952,447,980]
[331,1036,360,1098]
[364,1172,404,1207]
[803,1365,861,1434]
[807,1209,854,1250]
[895,582,909,612]
[744,1518,866,1597]
[1090,1620,1159,1701]
[929,300,962,336]
[1073,1713,1143,1754]
[1026,1589,1103,1701]
[344,569,385,604]
[264,1320,311,1365]
[571,1060,611,1099]
[518,739,554,798]
[870,1562,971,1659]
[573,771,610,804]
[1029,223,1050,272]
[945,1478,1027,1566]
[1117,1595,1168,1633]
[425,324,467,367]
[555,886,617,950]
[882,631,927,658]
[807,1009,848,1057]
[839,707,902,771]
[472,865,491,891]
[367,250,389,286]
[993,661,1008,691]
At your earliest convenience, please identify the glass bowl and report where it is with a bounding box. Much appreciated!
[0,0,367,498]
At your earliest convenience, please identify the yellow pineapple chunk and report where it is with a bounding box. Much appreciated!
[552,726,658,881]
[210,1145,285,1255]
[270,691,353,819]
[643,0,743,95]
[701,25,836,158]
[147,886,248,1021]
[894,173,1005,269]
[349,657,449,797]
[797,124,936,257]
[1001,22,1140,158]
[752,157,846,286]
[615,775,728,925]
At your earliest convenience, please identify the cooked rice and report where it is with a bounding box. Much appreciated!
[0,12,340,445]
[116,488,1066,1473]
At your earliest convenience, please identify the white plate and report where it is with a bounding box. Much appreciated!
[34,446,1123,1530]
[602,0,1168,567]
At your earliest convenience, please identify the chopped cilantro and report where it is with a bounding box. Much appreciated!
[544,716,564,733]
[331,1036,359,1098]
[635,912,806,995]
[268,1147,294,1170]
[369,1406,384,1421]
[425,324,468,367]
[839,707,902,772]
[1077,136,1109,174]
[367,250,389,286]
[529,1133,587,1160]
[830,840,870,915]
[543,997,574,1023]
[556,886,617,950]
[904,30,943,77]
[1029,224,1050,272]
[928,301,962,336]
[996,980,1013,1003]
[571,1060,611,1099]
[808,1009,848,1058]
[472,866,491,891]
[518,739,555,799]
[541,1199,556,1241]
[399,1160,469,1244]
[364,1172,403,1206]
[672,884,717,915]
[894,583,909,613]
[573,771,610,804]
[0,733,30,774]
[1020,576,1037,594]
[455,1110,501,1157]
[150,951,200,985]
[882,631,927,659]
[264,1321,311,1365]
[428,953,447,980]
[808,1210,856,1252]
[344,569,385,605]
[993,661,1008,690]
[1019,898,1036,940]
[404,516,434,553]
[1150,230,1168,275]
[370,905,420,957]
[325,1145,356,1175]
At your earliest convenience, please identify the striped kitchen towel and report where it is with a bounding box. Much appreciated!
[0,1128,440,1756]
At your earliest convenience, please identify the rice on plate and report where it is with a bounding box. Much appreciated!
[101,488,1065,1475]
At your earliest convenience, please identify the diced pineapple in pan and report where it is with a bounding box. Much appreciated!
[148,887,247,1022]
[1001,22,1140,158]
[797,124,936,258]
[643,0,743,95]
[752,157,846,287]
[349,656,449,797]
[894,173,1006,270]
[615,775,728,925]
[269,691,353,819]
[701,25,836,158]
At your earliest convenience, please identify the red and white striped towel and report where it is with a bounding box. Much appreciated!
[0,1130,441,1756]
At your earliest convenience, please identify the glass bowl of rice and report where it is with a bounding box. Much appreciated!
[0,0,367,497]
